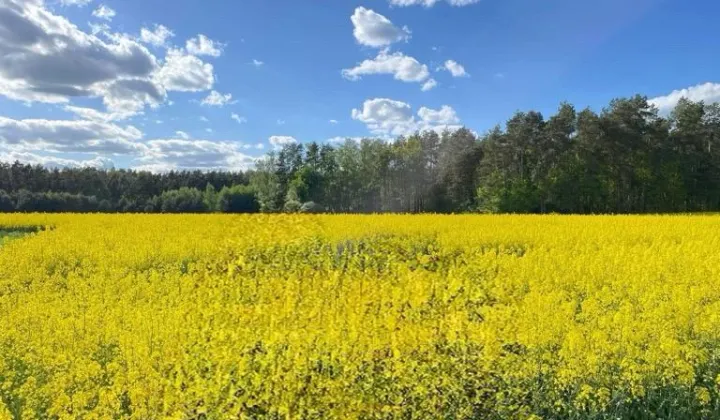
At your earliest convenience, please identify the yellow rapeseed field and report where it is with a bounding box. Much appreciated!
[1,214,720,419]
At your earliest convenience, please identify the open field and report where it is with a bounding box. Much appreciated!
[1,214,720,418]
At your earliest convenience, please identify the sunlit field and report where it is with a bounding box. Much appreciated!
[1,214,720,419]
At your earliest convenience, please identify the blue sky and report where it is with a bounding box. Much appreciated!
[0,0,718,170]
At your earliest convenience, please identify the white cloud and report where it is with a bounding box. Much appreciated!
[0,116,144,154]
[342,50,431,89]
[201,90,235,107]
[327,136,364,145]
[351,98,413,136]
[60,0,93,6]
[200,116,209,122]
[89,22,110,35]
[0,151,115,169]
[64,105,130,122]
[175,130,190,139]
[650,82,720,114]
[389,0,480,7]
[131,163,176,172]
[0,0,158,103]
[351,7,410,48]
[205,128,213,133]
[93,78,166,118]
[136,139,256,171]
[186,34,223,57]
[277,119,286,125]
[140,25,174,47]
[329,119,339,124]
[231,113,247,124]
[417,105,460,124]
[0,0,176,120]
[421,78,437,91]
[269,136,297,149]
[156,49,215,92]
[92,5,115,21]
[443,60,468,77]
[252,59,264,67]
[352,98,462,136]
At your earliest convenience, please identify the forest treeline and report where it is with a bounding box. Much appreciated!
[1,95,720,214]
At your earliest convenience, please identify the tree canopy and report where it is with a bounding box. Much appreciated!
[2,95,720,214]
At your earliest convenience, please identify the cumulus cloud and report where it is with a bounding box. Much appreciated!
[351,98,462,136]
[59,0,93,6]
[231,113,247,124]
[88,22,112,37]
[390,0,480,7]
[186,34,223,57]
[94,78,166,118]
[0,116,144,154]
[417,105,460,124]
[342,50,431,89]
[175,130,190,139]
[252,59,264,67]
[0,0,157,101]
[351,7,410,48]
[140,24,174,47]
[269,136,298,149]
[351,98,414,136]
[156,49,214,92]
[0,0,186,120]
[92,5,115,21]
[64,105,133,122]
[443,60,468,77]
[201,90,235,107]
[136,139,255,171]
[0,150,114,169]
[421,78,437,91]
[649,82,720,114]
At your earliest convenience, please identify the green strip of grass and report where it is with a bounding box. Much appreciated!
[0,226,42,245]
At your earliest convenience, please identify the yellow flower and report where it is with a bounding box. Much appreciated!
[0,214,719,417]
[696,387,711,406]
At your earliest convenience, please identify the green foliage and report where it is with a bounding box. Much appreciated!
[283,186,302,213]
[0,226,40,246]
[158,187,206,213]
[203,184,219,212]
[217,185,260,213]
[4,94,720,214]
[474,96,720,213]
[12,189,101,213]
[0,190,13,212]
[251,156,282,213]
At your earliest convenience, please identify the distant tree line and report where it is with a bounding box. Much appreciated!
[2,95,720,214]
[0,166,254,213]
[252,96,720,214]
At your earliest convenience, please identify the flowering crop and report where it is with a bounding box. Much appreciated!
[1,214,720,419]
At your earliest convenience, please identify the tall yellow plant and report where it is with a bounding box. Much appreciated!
[1,214,719,419]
